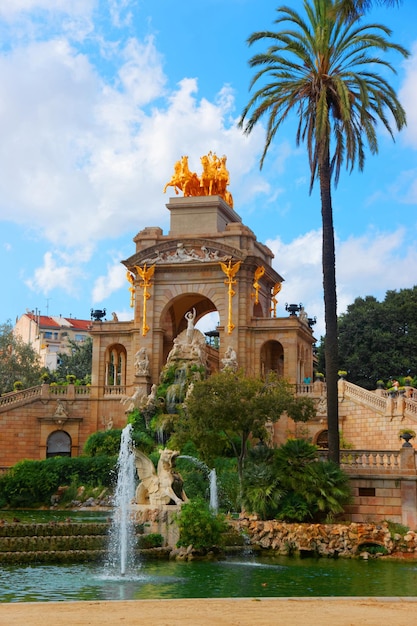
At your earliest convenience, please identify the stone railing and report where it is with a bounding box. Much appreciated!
[318,448,409,473]
[340,449,401,471]
[0,384,91,412]
[341,381,387,413]
[74,385,91,396]
[298,380,417,422]
[405,396,417,419]
[49,385,70,395]
[103,385,126,396]
[0,386,42,410]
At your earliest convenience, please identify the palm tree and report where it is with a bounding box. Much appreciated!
[239,0,408,464]
[337,0,402,17]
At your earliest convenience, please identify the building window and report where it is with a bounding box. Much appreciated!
[358,487,376,497]
[105,344,127,387]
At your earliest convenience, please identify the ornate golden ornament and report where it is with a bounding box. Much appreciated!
[219,259,241,334]
[126,271,135,308]
[164,152,234,207]
[270,282,282,318]
[134,263,156,336]
[251,266,265,304]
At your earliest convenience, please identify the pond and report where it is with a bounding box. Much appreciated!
[1,555,417,603]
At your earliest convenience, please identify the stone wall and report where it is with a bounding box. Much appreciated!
[231,517,417,557]
[0,385,127,469]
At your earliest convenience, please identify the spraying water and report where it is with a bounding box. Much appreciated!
[106,424,137,575]
[179,455,219,514]
[209,468,219,515]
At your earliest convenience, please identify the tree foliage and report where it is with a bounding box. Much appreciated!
[56,337,93,383]
[239,0,408,465]
[337,0,402,18]
[334,287,417,388]
[176,370,315,488]
[0,321,42,394]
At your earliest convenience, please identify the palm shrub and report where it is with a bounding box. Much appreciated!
[241,439,350,522]
[242,444,283,519]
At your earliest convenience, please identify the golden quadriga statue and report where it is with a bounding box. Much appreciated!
[164,152,233,207]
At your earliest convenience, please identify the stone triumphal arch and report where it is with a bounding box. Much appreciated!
[89,186,316,428]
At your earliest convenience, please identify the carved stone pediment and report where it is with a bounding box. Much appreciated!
[123,238,244,269]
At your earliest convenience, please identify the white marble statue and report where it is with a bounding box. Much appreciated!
[221,345,238,371]
[134,347,150,376]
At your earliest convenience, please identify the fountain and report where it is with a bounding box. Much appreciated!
[209,468,219,514]
[106,424,137,576]
[179,455,219,514]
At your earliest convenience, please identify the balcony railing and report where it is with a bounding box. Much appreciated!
[319,449,403,472]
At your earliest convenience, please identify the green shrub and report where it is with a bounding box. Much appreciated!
[138,533,164,549]
[176,498,228,550]
[0,456,116,507]
[84,429,123,456]
[384,520,409,538]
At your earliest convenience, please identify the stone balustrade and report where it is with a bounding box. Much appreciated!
[0,386,42,410]
[103,385,126,396]
[0,384,91,413]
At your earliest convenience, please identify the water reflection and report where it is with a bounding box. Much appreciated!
[1,556,417,603]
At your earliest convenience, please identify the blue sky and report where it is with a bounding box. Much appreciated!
[1,0,417,338]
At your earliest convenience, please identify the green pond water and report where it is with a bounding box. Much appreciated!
[1,555,417,602]
[1,512,417,602]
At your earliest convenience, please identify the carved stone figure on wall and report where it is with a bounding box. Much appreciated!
[221,345,238,371]
[134,347,150,376]
[146,383,158,408]
[121,387,146,413]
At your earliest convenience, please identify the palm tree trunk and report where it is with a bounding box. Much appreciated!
[319,150,340,465]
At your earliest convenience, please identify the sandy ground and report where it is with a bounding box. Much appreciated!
[1,598,417,626]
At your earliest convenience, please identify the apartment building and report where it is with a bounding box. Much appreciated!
[14,312,92,370]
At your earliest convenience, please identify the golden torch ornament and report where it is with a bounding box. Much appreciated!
[219,259,241,334]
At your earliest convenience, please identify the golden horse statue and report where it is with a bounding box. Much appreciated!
[164,153,233,207]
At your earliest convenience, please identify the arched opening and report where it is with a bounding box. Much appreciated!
[47,430,71,458]
[260,340,284,378]
[160,294,219,368]
[316,429,328,449]
[105,343,127,389]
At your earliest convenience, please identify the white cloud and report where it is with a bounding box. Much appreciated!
[0,0,94,19]
[267,227,417,338]
[0,34,269,252]
[25,251,84,295]
[91,261,127,304]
